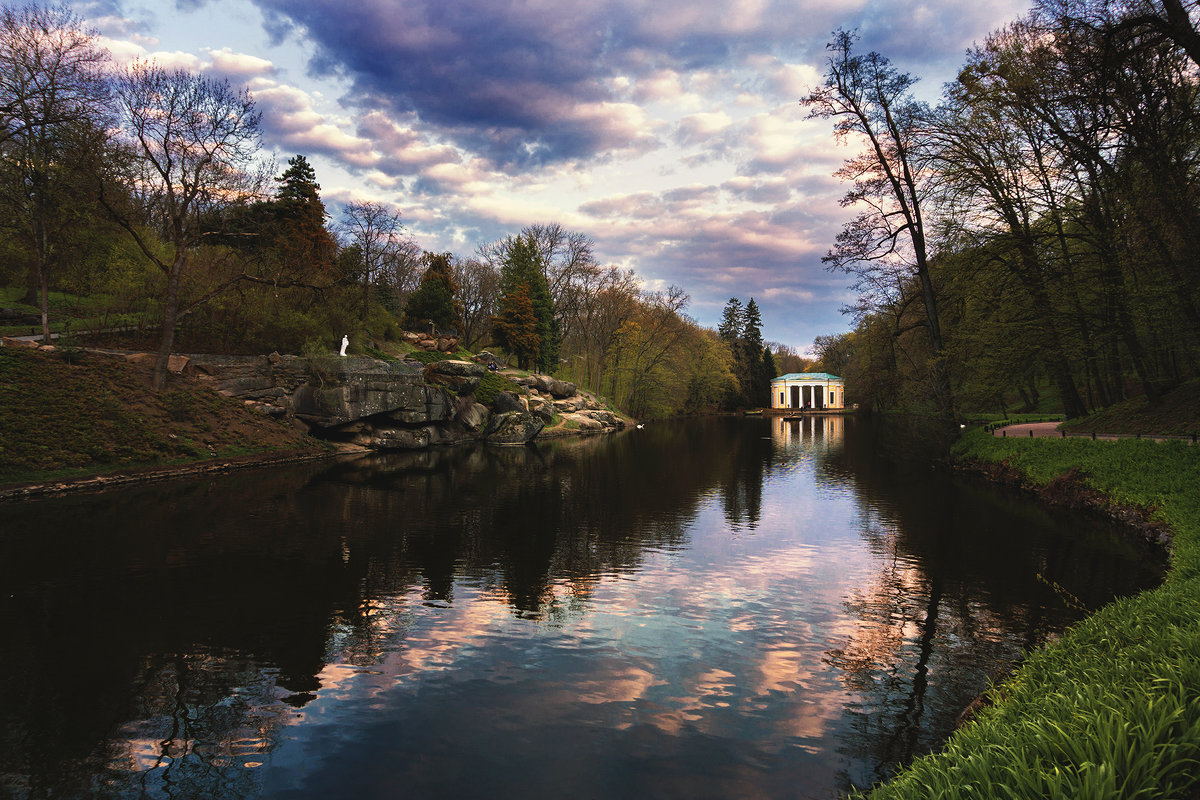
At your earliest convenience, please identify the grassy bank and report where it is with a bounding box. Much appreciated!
[0,346,326,488]
[857,429,1200,799]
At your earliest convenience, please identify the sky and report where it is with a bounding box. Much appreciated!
[73,0,1030,351]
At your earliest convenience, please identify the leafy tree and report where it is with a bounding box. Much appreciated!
[803,30,953,415]
[605,286,691,414]
[813,333,854,377]
[479,222,600,348]
[402,251,460,331]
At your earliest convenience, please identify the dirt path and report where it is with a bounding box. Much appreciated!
[991,421,1065,439]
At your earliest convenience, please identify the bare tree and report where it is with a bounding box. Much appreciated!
[803,30,952,414]
[0,3,108,341]
[340,200,405,321]
[452,256,499,348]
[104,61,264,389]
[379,234,423,308]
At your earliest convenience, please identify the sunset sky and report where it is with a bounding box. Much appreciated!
[74,0,1030,350]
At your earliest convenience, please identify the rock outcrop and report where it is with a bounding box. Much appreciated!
[181,352,625,450]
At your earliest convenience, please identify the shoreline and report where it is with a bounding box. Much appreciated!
[0,423,630,503]
[0,444,359,502]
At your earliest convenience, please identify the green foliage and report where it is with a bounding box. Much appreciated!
[716,296,772,408]
[1059,380,1200,438]
[406,349,454,365]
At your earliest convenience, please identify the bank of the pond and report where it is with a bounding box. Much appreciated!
[857,428,1200,800]
[0,345,630,501]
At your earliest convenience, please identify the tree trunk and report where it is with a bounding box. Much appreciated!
[154,259,185,390]
[38,266,51,344]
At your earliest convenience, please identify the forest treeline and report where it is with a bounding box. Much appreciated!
[805,0,1200,418]
[0,3,812,417]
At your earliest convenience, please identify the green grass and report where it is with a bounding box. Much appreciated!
[360,344,398,361]
[405,349,455,365]
[474,370,522,405]
[857,429,1200,799]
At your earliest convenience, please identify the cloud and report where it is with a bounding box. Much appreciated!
[675,111,733,145]
[206,47,275,78]
[245,0,904,166]
[250,81,377,167]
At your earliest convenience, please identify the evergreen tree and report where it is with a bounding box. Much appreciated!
[742,298,770,405]
[499,234,559,372]
[492,283,541,369]
[717,297,745,342]
[761,347,778,401]
[742,298,763,350]
[403,252,461,331]
[272,155,336,278]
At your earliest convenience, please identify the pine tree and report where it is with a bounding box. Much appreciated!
[742,298,770,405]
[717,298,744,342]
[742,298,763,350]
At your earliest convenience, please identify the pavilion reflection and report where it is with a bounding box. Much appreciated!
[771,413,846,449]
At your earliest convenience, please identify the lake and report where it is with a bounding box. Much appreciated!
[0,416,1162,799]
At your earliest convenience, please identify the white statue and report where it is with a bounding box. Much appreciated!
[339,334,349,357]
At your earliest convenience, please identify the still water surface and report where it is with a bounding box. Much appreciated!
[0,416,1161,799]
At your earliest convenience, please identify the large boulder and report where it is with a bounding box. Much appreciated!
[578,409,620,428]
[553,396,587,413]
[491,391,526,414]
[527,395,555,424]
[456,401,491,433]
[484,410,544,444]
[532,374,577,398]
[291,359,428,427]
[561,412,604,431]
[424,359,486,396]
[385,385,453,424]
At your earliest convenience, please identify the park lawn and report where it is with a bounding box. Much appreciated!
[857,429,1200,800]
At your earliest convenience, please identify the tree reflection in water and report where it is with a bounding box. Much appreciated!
[0,417,1162,799]
[812,416,1163,790]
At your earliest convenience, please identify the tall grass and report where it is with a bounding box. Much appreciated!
[856,430,1200,799]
